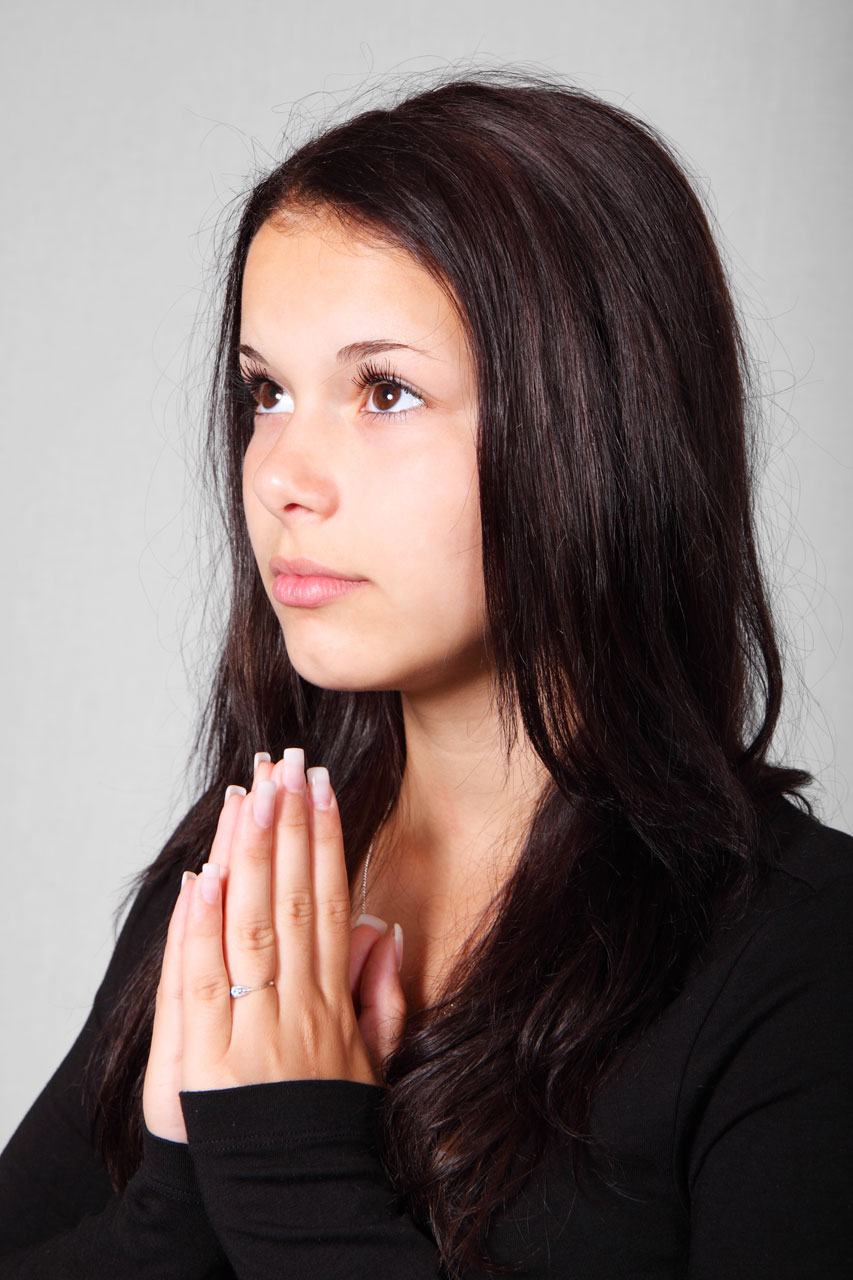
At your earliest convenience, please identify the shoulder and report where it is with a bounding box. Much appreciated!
[682,796,853,1030]
[756,793,853,896]
[665,799,853,1233]
[599,798,853,1139]
[665,797,853,1127]
[585,796,853,1241]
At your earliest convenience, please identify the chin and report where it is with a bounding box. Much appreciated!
[283,645,402,694]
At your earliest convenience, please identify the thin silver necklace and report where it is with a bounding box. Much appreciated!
[359,796,395,917]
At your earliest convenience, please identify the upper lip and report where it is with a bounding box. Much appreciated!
[269,555,365,581]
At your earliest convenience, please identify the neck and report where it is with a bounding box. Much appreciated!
[382,668,550,883]
[362,668,551,1011]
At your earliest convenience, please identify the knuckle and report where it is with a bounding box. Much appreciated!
[235,919,276,951]
[279,891,314,926]
[190,973,229,1003]
[387,991,408,1021]
[279,794,308,830]
[318,894,352,929]
[241,841,271,866]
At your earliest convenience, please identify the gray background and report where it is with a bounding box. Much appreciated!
[1,0,850,1147]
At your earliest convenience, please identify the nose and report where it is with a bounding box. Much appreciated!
[247,406,340,521]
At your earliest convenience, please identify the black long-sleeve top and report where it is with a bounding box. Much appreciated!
[1,796,852,1277]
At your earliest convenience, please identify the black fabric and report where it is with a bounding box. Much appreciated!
[0,870,228,1277]
[1,797,852,1277]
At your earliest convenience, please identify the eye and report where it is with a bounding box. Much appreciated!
[238,361,294,415]
[353,360,425,419]
[364,382,424,415]
[253,379,294,415]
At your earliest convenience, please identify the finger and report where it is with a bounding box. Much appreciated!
[251,756,275,797]
[144,871,194,1141]
[307,767,352,992]
[161,871,195,1000]
[181,863,231,1083]
[272,747,315,988]
[222,777,278,991]
[209,785,247,874]
[357,925,407,1076]
[212,752,274,876]
[349,917,389,1010]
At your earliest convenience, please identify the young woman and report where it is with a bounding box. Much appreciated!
[1,71,851,1279]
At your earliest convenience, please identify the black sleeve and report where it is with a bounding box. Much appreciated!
[0,872,230,1278]
[0,1132,227,1278]
[683,874,853,1279]
[182,1079,441,1278]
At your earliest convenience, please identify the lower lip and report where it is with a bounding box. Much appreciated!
[272,574,367,607]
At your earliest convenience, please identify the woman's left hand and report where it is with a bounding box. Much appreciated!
[177,750,406,1097]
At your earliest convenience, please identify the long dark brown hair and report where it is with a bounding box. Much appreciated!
[90,69,809,1274]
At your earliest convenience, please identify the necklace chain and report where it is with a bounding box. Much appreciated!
[360,796,395,917]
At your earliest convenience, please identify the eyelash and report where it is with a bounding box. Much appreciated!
[351,360,424,418]
[235,358,425,419]
[235,359,276,411]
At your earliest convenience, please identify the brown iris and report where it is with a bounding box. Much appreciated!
[373,383,402,410]
[258,381,284,411]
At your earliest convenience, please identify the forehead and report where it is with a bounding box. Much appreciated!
[240,211,467,363]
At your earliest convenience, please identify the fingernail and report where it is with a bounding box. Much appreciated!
[200,862,221,904]
[393,923,404,970]
[253,778,276,828]
[282,747,305,793]
[181,870,197,890]
[353,913,388,935]
[253,751,272,773]
[307,766,332,809]
[225,784,247,803]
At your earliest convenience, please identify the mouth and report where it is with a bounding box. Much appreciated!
[269,555,366,582]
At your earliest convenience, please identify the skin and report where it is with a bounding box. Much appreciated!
[240,210,487,699]
[143,210,550,1142]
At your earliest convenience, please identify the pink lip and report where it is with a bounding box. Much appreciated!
[269,555,368,609]
[272,574,367,608]
[269,555,363,581]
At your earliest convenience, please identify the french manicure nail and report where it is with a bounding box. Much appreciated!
[200,862,221,904]
[282,747,306,793]
[253,778,276,828]
[393,923,404,970]
[307,766,332,809]
[253,751,272,772]
[181,870,197,889]
[353,914,388,935]
[225,784,247,803]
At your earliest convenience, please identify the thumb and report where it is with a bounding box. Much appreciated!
[349,916,388,1010]
[357,924,407,1076]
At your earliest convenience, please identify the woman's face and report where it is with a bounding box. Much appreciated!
[240,210,488,695]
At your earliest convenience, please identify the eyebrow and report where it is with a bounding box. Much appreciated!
[238,339,434,366]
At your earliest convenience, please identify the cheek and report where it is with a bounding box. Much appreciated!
[241,447,268,560]
[242,433,262,501]
[393,459,484,607]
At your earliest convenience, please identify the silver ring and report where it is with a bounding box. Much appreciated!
[229,980,275,999]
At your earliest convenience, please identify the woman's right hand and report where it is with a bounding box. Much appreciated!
[143,760,403,1142]
[142,776,248,1143]
[142,868,193,1142]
